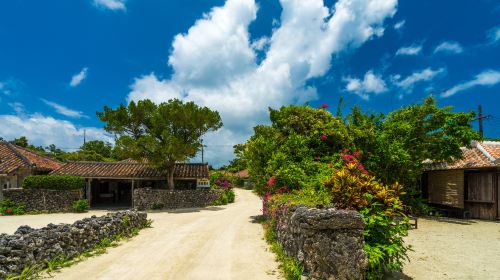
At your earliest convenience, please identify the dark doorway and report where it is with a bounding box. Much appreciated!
[91,180,132,208]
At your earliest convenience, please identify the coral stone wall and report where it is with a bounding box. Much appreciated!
[133,188,223,210]
[275,205,367,280]
[2,189,82,212]
[0,211,147,278]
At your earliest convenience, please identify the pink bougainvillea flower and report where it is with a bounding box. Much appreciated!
[267,176,276,186]
[321,134,328,140]
[319,104,329,109]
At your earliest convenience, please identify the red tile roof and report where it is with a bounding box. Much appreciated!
[424,141,500,171]
[0,142,62,174]
[51,161,209,179]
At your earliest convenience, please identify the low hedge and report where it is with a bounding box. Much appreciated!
[23,175,85,190]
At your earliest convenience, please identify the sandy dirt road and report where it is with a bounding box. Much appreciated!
[44,189,280,280]
[402,218,500,279]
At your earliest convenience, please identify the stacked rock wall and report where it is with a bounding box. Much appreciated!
[2,189,82,212]
[0,211,147,278]
[133,188,223,210]
[274,205,367,280]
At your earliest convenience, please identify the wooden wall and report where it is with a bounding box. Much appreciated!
[427,170,464,209]
[465,172,498,220]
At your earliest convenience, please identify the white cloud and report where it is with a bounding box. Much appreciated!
[70,67,88,87]
[40,99,88,119]
[433,41,463,54]
[393,67,445,90]
[251,37,270,51]
[93,0,126,11]
[394,20,405,30]
[487,26,500,43]
[344,70,387,100]
[8,102,26,115]
[396,43,422,56]
[441,70,500,98]
[127,0,398,165]
[0,113,111,150]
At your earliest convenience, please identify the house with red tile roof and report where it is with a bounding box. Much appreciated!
[0,141,63,190]
[50,161,209,208]
[423,141,500,220]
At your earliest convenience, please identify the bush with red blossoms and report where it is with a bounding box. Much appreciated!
[321,134,328,140]
[340,150,368,174]
[215,177,233,190]
[319,104,329,109]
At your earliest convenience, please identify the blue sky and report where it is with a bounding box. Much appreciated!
[0,0,499,166]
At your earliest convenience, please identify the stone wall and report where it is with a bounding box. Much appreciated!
[274,205,367,280]
[2,189,82,212]
[133,188,223,210]
[0,211,147,278]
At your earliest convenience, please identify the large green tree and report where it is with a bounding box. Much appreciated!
[81,140,113,158]
[97,99,223,189]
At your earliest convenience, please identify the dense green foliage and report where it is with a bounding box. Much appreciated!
[97,99,223,189]
[23,175,85,190]
[0,199,26,216]
[240,97,478,278]
[72,199,89,213]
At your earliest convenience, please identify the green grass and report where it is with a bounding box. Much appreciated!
[262,220,303,280]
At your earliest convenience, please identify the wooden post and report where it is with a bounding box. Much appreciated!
[131,179,135,209]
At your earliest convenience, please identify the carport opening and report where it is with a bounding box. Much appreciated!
[90,180,132,208]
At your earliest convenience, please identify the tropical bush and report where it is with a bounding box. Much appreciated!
[24,175,85,190]
[72,199,89,213]
[239,98,478,278]
[0,199,26,215]
[324,155,409,279]
[211,173,236,205]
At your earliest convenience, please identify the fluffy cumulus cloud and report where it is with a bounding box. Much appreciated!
[344,70,387,100]
[93,0,126,11]
[395,43,422,56]
[69,67,88,87]
[128,0,398,165]
[433,41,463,54]
[441,70,500,98]
[40,99,88,119]
[0,112,111,149]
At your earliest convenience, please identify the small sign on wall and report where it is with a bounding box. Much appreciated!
[197,179,210,188]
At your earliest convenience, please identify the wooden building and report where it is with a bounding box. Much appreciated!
[423,141,500,220]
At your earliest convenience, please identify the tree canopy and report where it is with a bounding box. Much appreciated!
[97,99,223,189]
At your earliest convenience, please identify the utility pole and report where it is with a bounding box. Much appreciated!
[83,129,86,145]
[476,105,492,138]
[201,139,204,163]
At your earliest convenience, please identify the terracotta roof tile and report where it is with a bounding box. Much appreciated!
[51,161,208,179]
[424,141,500,171]
[0,142,62,174]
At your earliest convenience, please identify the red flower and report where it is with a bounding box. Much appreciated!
[321,134,328,140]
[319,104,329,109]
[5,209,13,215]
[267,176,276,186]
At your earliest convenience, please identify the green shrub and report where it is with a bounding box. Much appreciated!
[0,199,26,216]
[213,188,235,205]
[151,203,164,210]
[24,175,85,190]
[72,199,89,213]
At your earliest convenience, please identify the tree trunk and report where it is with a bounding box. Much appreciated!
[167,166,175,190]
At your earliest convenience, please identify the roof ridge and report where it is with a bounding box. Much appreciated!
[3,142,33,167]
[473,141,495,163]
[12,144,62,164]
